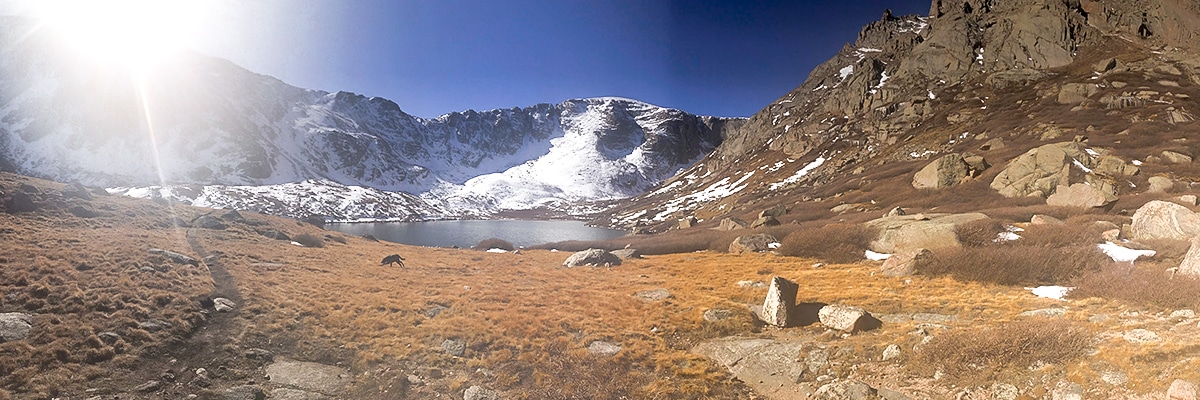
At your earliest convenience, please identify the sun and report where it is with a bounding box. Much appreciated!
[35,0,209,71]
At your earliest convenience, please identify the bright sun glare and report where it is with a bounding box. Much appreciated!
[36,0,208,70]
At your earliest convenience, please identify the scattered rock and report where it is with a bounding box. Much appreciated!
[134,380,163,393]
[213,298,236,312]
[463,385,500,400]
[609,248,642,259]
[224,385,266,400]
[728,233,779,254]
[750,215,781,228]
[0,313,33,343]
[4,191,36,214]
[1169,379,1198,400]
[149,248,199,266]
[880,248,931,277]
[1030,214,1064,225]
[818,304,880,332]
[882,344,901,361]
[760,277,799,327]
[692,338,807,398]
[1123,329,1162,344]
[912,153,986,189]
[1149,176,1176,193]
[586,340,622,356]
[1163,150,1194,164]
[69,205,98,218]
[562,249,621,267]
[813,380,879,400]
[194,215,228,230]
[759,204,788,219]
[717,217,748,231]
[634,288,672,302]
[1131,200,1200,240]
[138,319,172,332]
[265,360,350,396]
[1046,183,1116,208]
[442,339,466,357]
[703,309,735,321]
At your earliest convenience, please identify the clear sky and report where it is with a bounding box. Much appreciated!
[3,0,932,118]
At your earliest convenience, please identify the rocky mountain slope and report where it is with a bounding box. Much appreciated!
[0,17,738,221]
[604,0,1200,230]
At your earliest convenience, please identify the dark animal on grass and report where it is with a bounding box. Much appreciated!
[381,254,405,267]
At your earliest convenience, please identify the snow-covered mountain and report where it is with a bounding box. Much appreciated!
[0,17,740,220]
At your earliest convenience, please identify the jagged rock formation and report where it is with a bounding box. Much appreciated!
[605,0,1200,230]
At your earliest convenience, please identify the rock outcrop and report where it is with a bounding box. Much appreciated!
[1045,183,1116,208]
[912,153,987,189]
[865,213,988,253]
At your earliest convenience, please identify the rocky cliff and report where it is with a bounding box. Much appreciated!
[605,0,1200,230]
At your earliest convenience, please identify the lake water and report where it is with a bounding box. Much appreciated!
[326,219,627,248]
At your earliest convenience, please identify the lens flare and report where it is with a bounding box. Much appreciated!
[35,0,207,71]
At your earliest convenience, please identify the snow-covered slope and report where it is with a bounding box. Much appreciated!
[0,17,739,220]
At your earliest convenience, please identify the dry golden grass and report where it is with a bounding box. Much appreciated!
[908,319,1092,387]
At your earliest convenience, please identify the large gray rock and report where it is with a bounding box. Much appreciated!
[912,153,986,189]
[880,248,931,277]
[0,313,32,342]
[865,213,988,253]
[265,360,349,396]
[692,338,807,398]
[760,277,798,327]
[728,233,778,254]
[1045,183,1116,208]
[759,204,788,219]
[991,142,1079,198]
[609,248,642,259]
[562,249,621,267]
[818,304,880,332]
[1130,200,1200,240]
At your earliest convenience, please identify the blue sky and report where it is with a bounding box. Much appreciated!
[6,0,932,118]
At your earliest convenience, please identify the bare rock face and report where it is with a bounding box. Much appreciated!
[729,234,779,254]
[760,277,799,327]
[562,249,621,267]
[1045,183,1117,208]
[1130,200,1200,240]
[912,153,987,189]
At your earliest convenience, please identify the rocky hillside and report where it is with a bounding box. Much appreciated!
[0,17,738,221]
[604,0,1200,230]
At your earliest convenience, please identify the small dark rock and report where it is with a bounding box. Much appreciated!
[198,297,216,309]
[61,182,93,200]
[302,214,326,228]
[69,205,98,218]
[74,262,95,271]
[97,332,121,345]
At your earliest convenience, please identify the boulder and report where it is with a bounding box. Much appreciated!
[1030,214,1064,225]
[991,142,1087,198]
[442,339,466,357]
[759,204,788,219]
[4,191,36,214]
[194,215,228,230]
[213,298,236,312]
[1182,195,1199,206]
[912,153,985,189]
[750,216,781,228]
[717,217,748,231]
[1163,150,1194,164]
[1169,380,1197,400]
[60,182,93,200]
[563,249,621,267]
[818,304,881,332]
[1177,236,1200,278]
[609,248,642,259]
[678,216,698,229]
[1045,183,1117,208]
[1149,176,1176,193]
[729,234,778,254]
[463,386,500,400]
[880,248,932,277]
[1130,200,1200,240]
[760,277,798,327]
[865,213,988,253]
[1057,83,1099,104]
[0,313,32,343]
